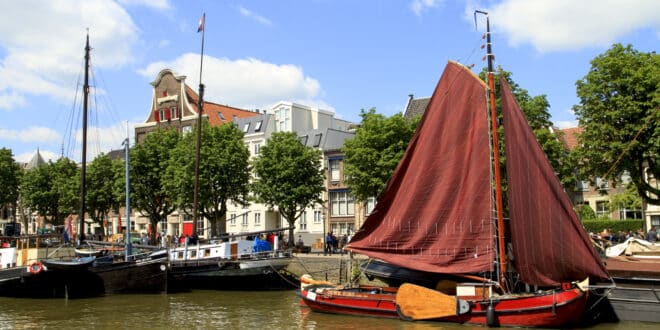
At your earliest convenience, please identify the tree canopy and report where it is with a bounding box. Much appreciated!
[343,108,419,202]
[21,157,79,226]
[573,44,660,205]
[129,128,179,240]
[0,148,22,220]
[86,153,117,236]
[165,122,250,237]
[251,131,325,245]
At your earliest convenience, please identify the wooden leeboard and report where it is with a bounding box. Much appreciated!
[396,283,464,320]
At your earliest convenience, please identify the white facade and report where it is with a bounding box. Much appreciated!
[227,102,353,247]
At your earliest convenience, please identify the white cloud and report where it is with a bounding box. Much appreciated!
[410,0,444,17]
[487,0,660,52]
[118,0,171,10]
[553,120,578,129]
[236,6,273,26]
[0,91,26,110]
[138,54,324,111]
[0,1,138,107]
[14,150,59,163]
[158,39,171,48]
[70,120,139,161]
[0,126,61,143]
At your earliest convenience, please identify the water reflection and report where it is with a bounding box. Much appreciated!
[0,291,657,329]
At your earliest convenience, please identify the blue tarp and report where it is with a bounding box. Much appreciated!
[253,238,272,252]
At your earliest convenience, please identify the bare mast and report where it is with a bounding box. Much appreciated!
[79,32,90,243]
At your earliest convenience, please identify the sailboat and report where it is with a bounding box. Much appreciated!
[300,13,609,327]
[38,33,168,298]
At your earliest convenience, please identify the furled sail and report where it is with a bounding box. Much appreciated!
[347,61,495,274]
[500,76,609,286]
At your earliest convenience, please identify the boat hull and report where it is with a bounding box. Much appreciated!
[168,256,296,292]
[300,286,399,318]
[300,279,588,327]
[89,257,168,296]
[0,266,65,298]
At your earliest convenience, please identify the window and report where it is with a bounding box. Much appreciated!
[576,180,590,191]
[299,211,307,230]
[275,107,290,132]
[196,218,204,235]
[330,191,355,216]
[313,133,322,147]
[329,159,340,181]
[241,214,248,229]
[299,135,308,145]
[651,216,660,227]
[314,210,322,224]
[596,201,609,217]
[218,112,225,120]
[254,213,261,226]
[230,214,236,226]
[365,196,376,215]
[243,123,250,132]
[254,120,262,131]
[253,142,261,155]
[596,177,609,190]
[159,109,166,121]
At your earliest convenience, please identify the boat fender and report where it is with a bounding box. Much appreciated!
[28,261,44,274]
[486,302,497,327]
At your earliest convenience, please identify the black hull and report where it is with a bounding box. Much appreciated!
[604,276,660,323]
[0,267,65,298]
[89,257,168,296]
[360,259,456,288]
[168,258,297,292]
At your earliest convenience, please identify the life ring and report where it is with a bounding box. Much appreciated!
[28,261,43,274]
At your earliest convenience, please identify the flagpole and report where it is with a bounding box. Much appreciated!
[192,13,205,236]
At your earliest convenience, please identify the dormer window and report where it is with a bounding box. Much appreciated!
[243,123,250,132]
[313,133,322,147]
[254,120,262,131]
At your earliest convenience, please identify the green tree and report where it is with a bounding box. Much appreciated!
[21,158,79,226]
[86,153,116,236]
[343,108,419,202]
[165,122,250,237]
[251,132,325,245]
[608,185,643,219]
[0,148,23,222]
[573,43,660,205]
[577,204,597,221]
[130,128,179,242]
[480,68,577,189]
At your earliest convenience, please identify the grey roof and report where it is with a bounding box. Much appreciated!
[404,95,430,120]
[234,113,271,134]
[297,128,354,152]
[25,149,46,169]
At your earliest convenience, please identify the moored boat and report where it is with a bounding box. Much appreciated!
[301,12,611,327]
[299,274,399,318]
[167,230,296,292]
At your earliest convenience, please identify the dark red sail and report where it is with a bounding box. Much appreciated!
[347,62,495,274]
[500,76,609,286]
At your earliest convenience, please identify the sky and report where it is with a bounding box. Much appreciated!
[0,0,658,163]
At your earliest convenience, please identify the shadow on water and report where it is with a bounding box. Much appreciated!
[0,291,657,329]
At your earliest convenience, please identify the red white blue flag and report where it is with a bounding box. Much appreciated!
[197,13,205,33]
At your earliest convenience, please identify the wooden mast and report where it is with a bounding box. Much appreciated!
[476,10,507,290]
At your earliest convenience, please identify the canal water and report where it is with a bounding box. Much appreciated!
[0,290,656,329]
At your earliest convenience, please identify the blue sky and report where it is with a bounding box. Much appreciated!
[1,0,658,163]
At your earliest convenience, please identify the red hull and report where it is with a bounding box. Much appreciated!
[301,285,588,327]
[300,286,399,318]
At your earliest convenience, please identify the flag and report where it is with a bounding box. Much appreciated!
[197,13,205,33]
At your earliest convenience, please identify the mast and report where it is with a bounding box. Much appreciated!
[192,13,206,236]
[123,122,132,257]
[79,32,90,243]
[476,10,507,290]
